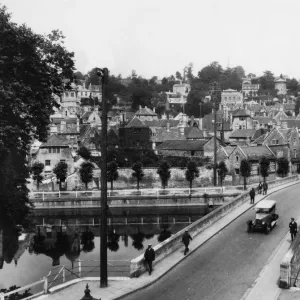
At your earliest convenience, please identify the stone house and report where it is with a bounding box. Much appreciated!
[229,129,257,145]
[35,134,74,175]
[227,145,276,185]
[232,109,254,130]
[261,125,300,173]
[156,137,219,158]
[119,116,152,150]
[135,106,158,122]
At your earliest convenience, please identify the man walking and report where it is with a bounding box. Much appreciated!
[289,218,298,242]
[258,182,262,194]
[144,244,155,275]
[263,182,268,195]
[182,230,193,255]
[249,187,255,204]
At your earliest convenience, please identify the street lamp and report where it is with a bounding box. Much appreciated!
[96,67,109,288]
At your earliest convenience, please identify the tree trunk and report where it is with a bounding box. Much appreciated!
[137,180,139,191]
[244,176,247,190]
[59,181,61,191]
[37,180,39,191]
[189,181,192,189]
[111,180,113,190]
[85,183,88,191]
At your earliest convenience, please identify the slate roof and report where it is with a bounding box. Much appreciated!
[239,146,275,160]
[40,135,69,147]
[135,107,157,116]
[230,129,256,139]
[144,120,161,127]
[151,128,184,142]
[156,140,207,151]
[253,117,276,124]
[184,127,204,139]
[217,146,235,160]
[52,118,77,124]
[278,128,293,141]
[232,109,250,117]
[281,119,300,128]
[125,116,147,128]
[159,119,180,127]
[252,133,267,145]
[252,129,267,141]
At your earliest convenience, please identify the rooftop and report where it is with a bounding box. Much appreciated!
[157,139,208,151]
[125,116,147,128]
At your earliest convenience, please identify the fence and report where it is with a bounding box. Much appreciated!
[0,260,130,300]
[29,187,227,201]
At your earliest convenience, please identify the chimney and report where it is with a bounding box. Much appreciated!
[167,122,170,132]
[50,124,58,135]
[199,118,203,130]
[60,120,66,132]
[76,118,80,132]
[179,125,185,136]
[153,107,156,113]
[190,115,194,127]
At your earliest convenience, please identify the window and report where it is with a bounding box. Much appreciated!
[294,149,297,158]
[85,92,88,96]
[81,92,83,95]
[65,111,68,117]
[276,140,279,145]
[45,160,51,166]
[191,151,195,156]
[277,150,283,158]
[236,156,239,162]
[65,92,69,97]
[71,92,74,97]
[49,148,52,153]
[235,169,240,175]
[272,139,276,145]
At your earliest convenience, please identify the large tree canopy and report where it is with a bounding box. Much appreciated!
[0,6,75,221]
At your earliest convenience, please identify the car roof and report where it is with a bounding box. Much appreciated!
[255,200,276,209]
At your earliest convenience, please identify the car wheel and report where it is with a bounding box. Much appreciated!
[265,226,271,234]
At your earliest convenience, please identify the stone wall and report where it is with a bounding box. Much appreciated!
[131,175,299,278]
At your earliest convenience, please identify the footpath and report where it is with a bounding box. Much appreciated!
[35,180,300,300]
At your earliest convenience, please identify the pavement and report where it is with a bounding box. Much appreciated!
[35,179,300,300]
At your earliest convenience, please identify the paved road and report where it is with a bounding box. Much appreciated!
[122,184,300,300]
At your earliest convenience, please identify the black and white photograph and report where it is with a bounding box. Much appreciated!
[1,0,300,299]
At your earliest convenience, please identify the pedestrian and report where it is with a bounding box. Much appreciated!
[263,182,268,195]
[182,230,193,255]
[249,187,255,204]
[144,244,155,275]
[289,218,298,242]
[258,182,262,194]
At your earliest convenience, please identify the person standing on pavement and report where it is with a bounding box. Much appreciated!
[144,244,155,275]
[182,230,193,255]
[289,218,298,241]
[263,182,268,195]
[258,182,262,194]
[249,188,255,204]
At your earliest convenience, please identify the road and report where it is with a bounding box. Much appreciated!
[122,184,300,300]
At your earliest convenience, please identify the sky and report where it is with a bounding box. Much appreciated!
[2,0,300,79]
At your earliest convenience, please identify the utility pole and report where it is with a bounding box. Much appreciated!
[97,67,109,288]
[213,99,217,186]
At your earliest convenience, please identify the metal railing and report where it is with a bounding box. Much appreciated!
[0,260,130,300]
[0,279,47,300]
[46,259,130,290]
[29,187,228,201]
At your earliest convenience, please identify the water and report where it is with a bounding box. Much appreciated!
[0,206,213,289]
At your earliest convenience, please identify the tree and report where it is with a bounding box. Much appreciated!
[53,161,68,191]
[31,162,44,191]
[240,159,251,190]
[185,160,199,189]
[0,6,75,222]
[157,160,171,189]
[0,285,32,300]
[217,161,228,187]
[259,156,270,182]
[277,157,289,177]
[78,146,91,160]
[295,97,300,116]
[107,161,119,190]
[132,162,144,190]
[175,71,183,80]
[79,162,94,191]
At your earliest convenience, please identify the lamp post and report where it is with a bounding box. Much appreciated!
[96,67,109,288]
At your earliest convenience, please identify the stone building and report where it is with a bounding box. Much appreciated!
[221,89,243,106]
[274,75,287,95]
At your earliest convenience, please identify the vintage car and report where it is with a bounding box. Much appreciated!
[247,200,279,234]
